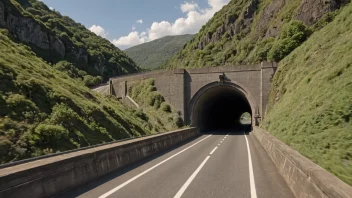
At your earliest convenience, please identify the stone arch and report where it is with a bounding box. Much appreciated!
[189,81,259,131]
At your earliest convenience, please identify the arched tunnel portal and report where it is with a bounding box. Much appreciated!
[190,82,254,132]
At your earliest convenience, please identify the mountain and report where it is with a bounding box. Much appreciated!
[165,0,349,69]
[125,35,194,70]
[262,3,352,185]
[0,0,181,164]
[0,0,140,81]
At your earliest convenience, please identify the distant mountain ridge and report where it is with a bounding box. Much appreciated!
[125,34,193,70]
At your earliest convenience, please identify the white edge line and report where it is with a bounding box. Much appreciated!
[174,156,211,198]
[98,135,212,198]
[244,131,257,198]
[209,146,218,155]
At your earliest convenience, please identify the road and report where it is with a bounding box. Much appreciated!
[57,128,294,198]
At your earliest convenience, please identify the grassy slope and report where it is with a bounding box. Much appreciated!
[4,0,139,79]
[262,4,352,185]
[125,35,193,70]
[165,0,338,69]
[128,79,184,131]
[0,30,175,164]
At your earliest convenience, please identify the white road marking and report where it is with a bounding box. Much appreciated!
[218,144,220,146]
[99,135,212,198]
[174,156,211,198]
[244,132,257,198]
[209,146,218,155]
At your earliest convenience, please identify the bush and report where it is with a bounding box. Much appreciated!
[268,21,312,61]
[174,117,184,128]
[133,110,149,121]
[161,103,171,113]
[33,124,69,148]
[83,75,102,87]
[6,94,39,120]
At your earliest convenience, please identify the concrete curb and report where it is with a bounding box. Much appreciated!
[253,127,352,198]
[0,128,199,198]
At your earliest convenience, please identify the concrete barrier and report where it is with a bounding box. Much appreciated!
[253,127,352,198]
[0,128,199,198]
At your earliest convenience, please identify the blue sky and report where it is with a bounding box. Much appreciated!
[41,0,230,49]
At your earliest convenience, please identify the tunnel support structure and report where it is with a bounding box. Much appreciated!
[110,62,277,129]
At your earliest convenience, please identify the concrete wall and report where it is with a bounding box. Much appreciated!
[253,127,352,198]
[110,63,277,126]
[0,128,199,198]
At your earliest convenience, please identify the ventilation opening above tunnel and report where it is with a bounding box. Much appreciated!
[191,84,252,132]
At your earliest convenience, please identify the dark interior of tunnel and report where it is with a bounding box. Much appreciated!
[192,85,252,132]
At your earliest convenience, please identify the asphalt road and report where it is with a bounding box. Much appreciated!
[57,129,294,198]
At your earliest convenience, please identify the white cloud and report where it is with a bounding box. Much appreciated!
[112,0,230,49]
[132,25,136,31]
[180,1,198,13]
[89,25,108,38]
[136,19,143,24]
[49,7,54,10]
[111,31,148,49]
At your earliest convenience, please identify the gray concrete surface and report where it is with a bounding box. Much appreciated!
[56,129,294,198]
[253,127,352,198]
[0,128,199,198]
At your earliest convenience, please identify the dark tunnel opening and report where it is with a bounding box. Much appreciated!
[192,85,252,132]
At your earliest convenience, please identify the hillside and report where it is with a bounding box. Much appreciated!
[0,29,179,164]
[165,0,349,68]
[125,35,193,70]
[262,4,352,185]
[0,0,140,81]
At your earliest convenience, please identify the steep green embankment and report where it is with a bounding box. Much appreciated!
[128,79,184,131]
[165,0,347,68]
[262,4,352,185]
[0,0,139,81]
[125,35,193,70]
[0,30,175,164]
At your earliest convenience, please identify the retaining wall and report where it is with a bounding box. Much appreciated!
[0,128,199,198]
[253,127,352,198]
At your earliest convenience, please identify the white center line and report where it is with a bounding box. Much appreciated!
[174,156,211,198]
[244,131,257,198]
[99,135,212,198]
[209,146,218,155]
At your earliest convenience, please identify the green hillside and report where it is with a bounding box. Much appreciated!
[262,4,352,185]
[0,29,178,164]
[165,0,347,68]
[125,35,193,70]
[0,0,140,81]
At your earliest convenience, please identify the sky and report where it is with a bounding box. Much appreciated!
[41,0,230,49]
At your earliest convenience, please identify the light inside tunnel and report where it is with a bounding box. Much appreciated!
[191,85,252,132]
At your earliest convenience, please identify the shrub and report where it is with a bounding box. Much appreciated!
[33,124,69,148]
[174,117,184,128]
[161,103,171,113]
[6,94,39,120]
[133,110,149,121]
[83,75,102,87]
[268,21,312,61]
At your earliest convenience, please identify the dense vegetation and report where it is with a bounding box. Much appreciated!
[262,4,352,185]
[0,29,175,164]
[2,0,139,81]
[128,79,184,131]
[165,0,342,68]
[125,35,193,70]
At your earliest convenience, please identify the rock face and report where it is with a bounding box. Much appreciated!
[294,0,349,25]
[0,1,137,79]
[193,0,347,51]
[0,2,66,57]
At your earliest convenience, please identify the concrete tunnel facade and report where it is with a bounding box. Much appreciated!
[110,62,277,131]
[190,82,253,132]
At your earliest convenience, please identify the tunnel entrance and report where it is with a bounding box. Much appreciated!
[191,83,252,132]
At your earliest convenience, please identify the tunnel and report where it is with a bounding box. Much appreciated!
[191,84,252,132]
